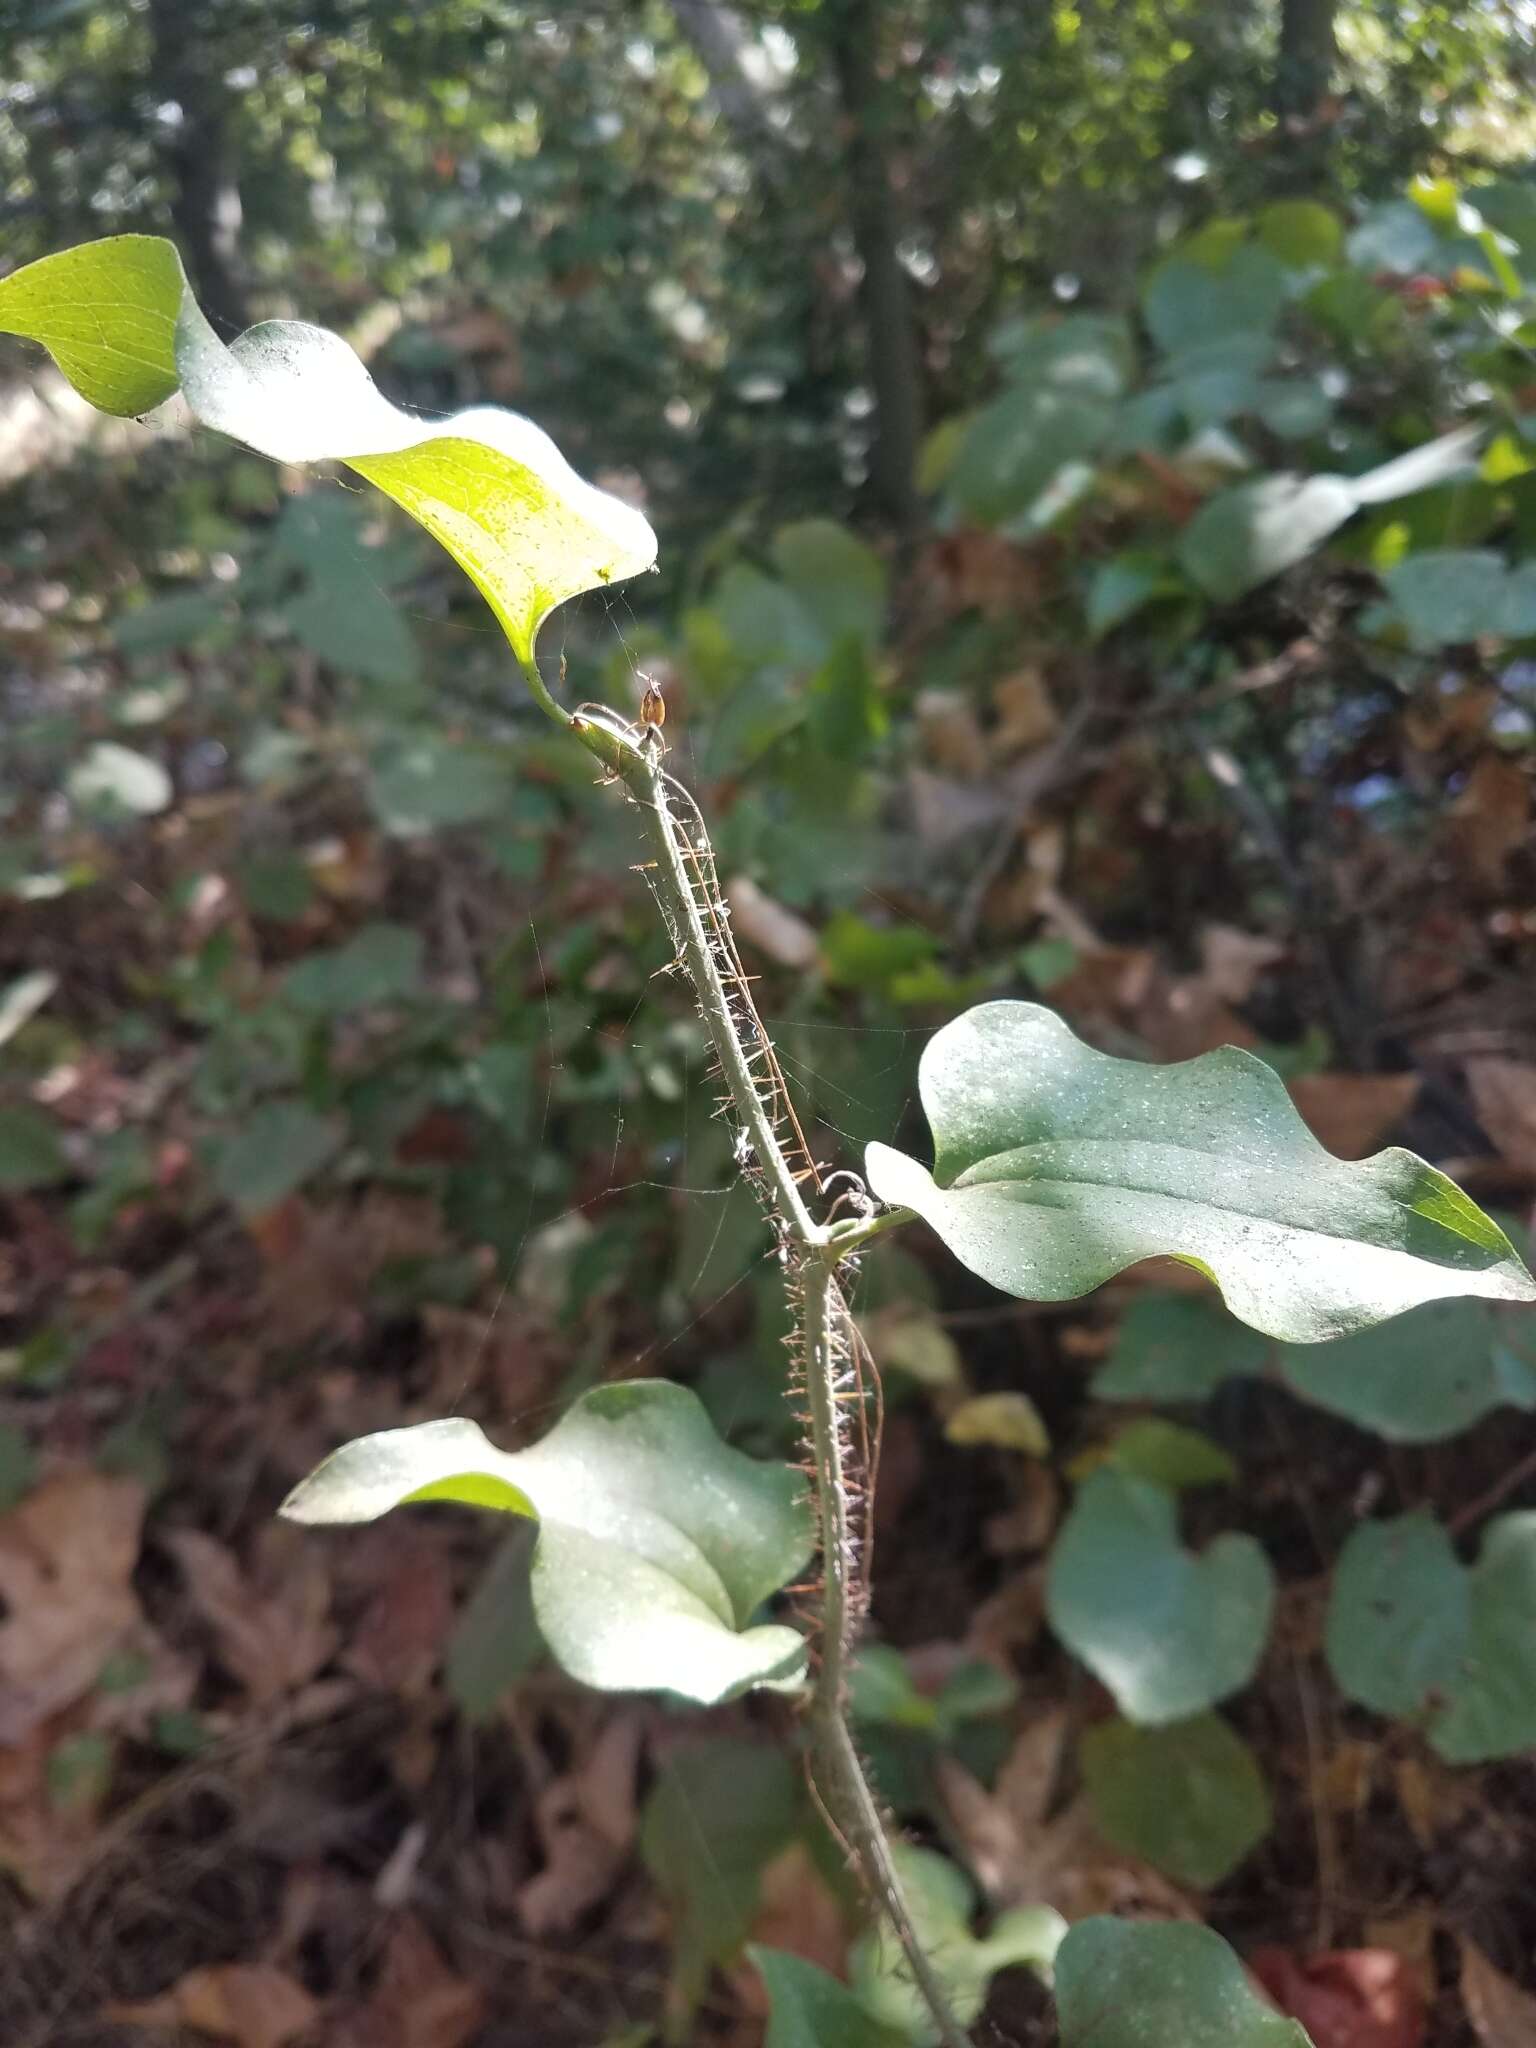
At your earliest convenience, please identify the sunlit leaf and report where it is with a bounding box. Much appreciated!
[1047,1470,1274,1723]
[849,1844,1065,2047]
[67,742,172,818]
[281,1382,811,1705]
[0,236,656,662]
[865,1003,1534,1344]
[1056,1919,1312,2046]
[1082,1712,1271,1886]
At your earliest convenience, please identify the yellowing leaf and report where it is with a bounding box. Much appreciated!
[0,236,656,662]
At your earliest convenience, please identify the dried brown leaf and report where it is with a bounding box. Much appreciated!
[165,1524,336,1704]
[1466,1057,1536,1177]
[726,874,820,970]
[0,1472,145,1744]
[1460,1939,1536,2048]
[1290,1073,1421,1160]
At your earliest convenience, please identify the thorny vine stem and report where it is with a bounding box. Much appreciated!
[519,656,972,2048]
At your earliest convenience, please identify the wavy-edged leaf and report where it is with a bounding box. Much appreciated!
[1055,1919,1313,2047]
[0,236,656,661]
[1047,1470,1273,1723]
[865,1003,1534,1344]
[281,1382,811,1705]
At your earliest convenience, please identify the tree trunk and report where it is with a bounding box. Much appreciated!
[1276,0,1337,151]
[824,0,925,539]
[147,0,249,335]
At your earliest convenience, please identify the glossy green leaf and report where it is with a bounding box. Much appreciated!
[865,1003,1534,1344]
[751,1948,906,2048]
[1279,1299,1536,1442]
[1082,1713,1271,1887]
[850,1844,1065,2047]
[1056,1919,1312,2047]
[640,1741,800,2016]
[0,235,182,414]
[1046,1470,1274,1724]
[0,1105,70,1192]
[0,236,656,662]
[281,1382,812,1704]
[1094,1294,1270,1402]
[1327,1510,1536,1763]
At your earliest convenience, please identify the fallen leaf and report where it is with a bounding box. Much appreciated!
[1289,1073,1421,1160]
[1198,924,1287,1003]
[726,875,820,970]
[1448,755,1529,892]
[1249,1947,1427,2048]
[937,1718,1195,1923]
[1460,1938,1536,2048]
[1465,1058,1536,1178]
[993,666,1059,754]
[343,1538,454,1696]
[517,1711,642,1936]
[916,688,989,779]
[164,1524,336,1705]
[108,1964,319,2048]
[0,1472,145,1743]
[338,1914,485,2048]
[741,1840,849,1993]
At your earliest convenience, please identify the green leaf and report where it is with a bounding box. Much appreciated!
[0,1105,69,1192]
[772,520,887,650]
[1046,1470,1274,1724]
[0,235,182,414]
[1081,1713,1271,1887]
[1143,247,1288,355]
[1431,1513,1536,1764]
[1055,1919,1312,2047]
[212,1101,340,1216]
[864,1003,1534,1344]
[444,1525,543,1720]
[0,1425,37,1513]
[67,742,172,818]
[0,236,656,663]
[1086,552,1181,638]
[948,387,1112,528]
[1179,475,1358,602]
[640,1740,800,2015]
[1093,1294,1270,1402]
[1327,1509,1536,1763]
[281,1381,812,1705]
[285,922,424,1015]
[368,738,512,836]
[1104,1418,1236,1490]
[1257,201,1343,269]
[752,1949,907,2048]
[1378,548,1536,648]
[849,1844,1065,2047]
[1279,1299,1536,1442]
[1326,1511,1468,1720]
